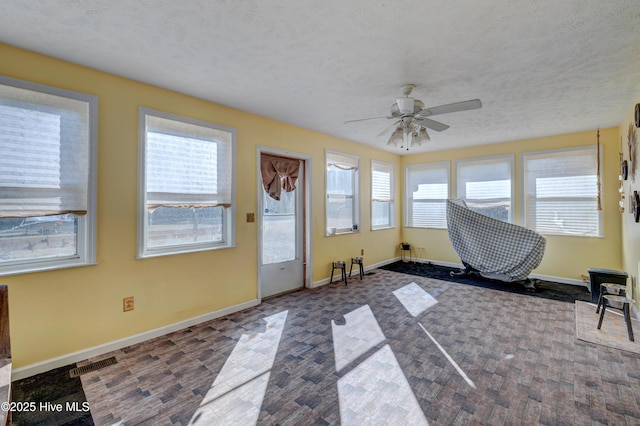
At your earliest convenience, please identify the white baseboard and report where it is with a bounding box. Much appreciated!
[528,273,586,288]
[12,298,260,381]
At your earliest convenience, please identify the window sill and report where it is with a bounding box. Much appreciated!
[0,258,97,277]
[538,231,603,239]
[372,226,395,231]
[138,242,235,259]
[403,225,448,230]
[326,230,359,237]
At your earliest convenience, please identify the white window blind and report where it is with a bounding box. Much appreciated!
[405,162,450,228]
[326,151,359,234]
[522,146,601,236]
[371,160,394,229]
[145,114,232,209]
[140,109,235,257]
[455,155,513,222]
[0,83,90,217]
[0,77,97,275]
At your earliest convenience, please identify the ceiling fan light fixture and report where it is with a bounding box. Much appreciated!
[344,84,482,150]
[387,127,404,146]
[414,127,430,145]
[396,97,415,115]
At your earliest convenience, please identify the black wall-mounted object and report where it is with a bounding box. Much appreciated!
[635,103,640,128]
[621,160,629,180]
[633,191,640,222]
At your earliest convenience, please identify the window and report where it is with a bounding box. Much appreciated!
[139,108,235,257]
[405,162,450,228]
[455,155,514,222]
[371,160,395,230]
[326,151,359,234]
[522,146,601,237]
[0,77,97,275]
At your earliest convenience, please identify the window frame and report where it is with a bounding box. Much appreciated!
[404,161,450,229]
[138,107,236,258]
[454,154,515,223]
[520,145,603,237]
[0,76,97,276]
[325,150,360,236]
[371,160,395,230]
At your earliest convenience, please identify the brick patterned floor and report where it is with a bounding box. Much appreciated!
[77,269,640,425]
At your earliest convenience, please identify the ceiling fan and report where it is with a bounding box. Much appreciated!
[345,84,482,150]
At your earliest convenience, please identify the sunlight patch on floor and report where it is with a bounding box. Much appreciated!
[418,322,476,389]
[337,345,429,425]
[188,310,288,425]
[392,282,438,317]
[332,304,429,425]
[331,305,386,373]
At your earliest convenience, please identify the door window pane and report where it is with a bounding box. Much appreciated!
[262,188,296,264]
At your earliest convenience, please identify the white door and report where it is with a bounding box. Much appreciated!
[259,158,304,298]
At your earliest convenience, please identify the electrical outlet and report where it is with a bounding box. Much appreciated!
[361,249,364,255]
[123,296,134,312]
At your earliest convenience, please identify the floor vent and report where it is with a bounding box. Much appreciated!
[69,356,117,378]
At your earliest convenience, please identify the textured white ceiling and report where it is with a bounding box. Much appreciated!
[1,0,640,154]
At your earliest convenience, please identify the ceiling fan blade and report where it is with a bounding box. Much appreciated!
[344,116,394,124]
[416,117,450,132]
[417,99,482,117]
[376,120,401,137]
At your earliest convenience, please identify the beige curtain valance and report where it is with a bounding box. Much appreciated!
[260,154,300,201]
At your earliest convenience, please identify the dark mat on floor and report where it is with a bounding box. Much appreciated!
[11,364,93,425]
[380,261,591,303]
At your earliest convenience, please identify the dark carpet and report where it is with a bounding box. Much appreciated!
[11,364,93,426]
[380,260,591,303]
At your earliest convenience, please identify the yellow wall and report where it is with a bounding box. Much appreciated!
[0,43,401,368]
[619,93,640,306]
[401,128,623,281]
